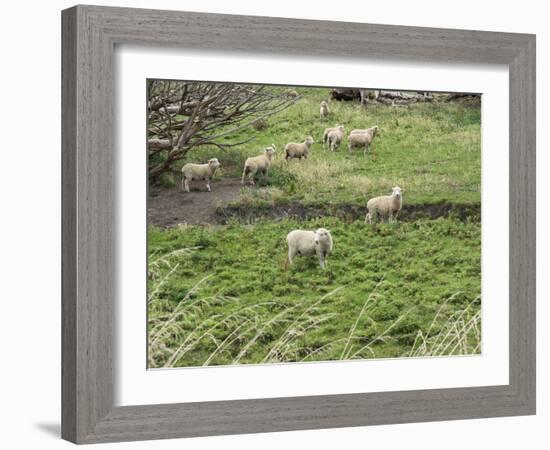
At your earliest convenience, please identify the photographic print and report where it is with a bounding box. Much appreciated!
[147,81,481,369]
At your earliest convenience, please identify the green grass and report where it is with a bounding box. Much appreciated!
[148,86,482,368]
[178,87,481,207]
[148,217,481,368]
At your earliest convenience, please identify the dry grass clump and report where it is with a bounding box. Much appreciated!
[148,250,343,367]
[407,294,481,357]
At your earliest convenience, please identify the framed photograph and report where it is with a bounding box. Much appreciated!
[62,5,536,444]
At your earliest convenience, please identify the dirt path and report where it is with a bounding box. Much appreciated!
[149,179,481,228]
[148,179,243,227]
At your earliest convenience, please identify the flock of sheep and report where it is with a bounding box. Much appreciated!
[180,98,403,269]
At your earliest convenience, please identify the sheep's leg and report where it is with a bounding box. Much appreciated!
[183,177,190,193]
[241,167,247,185]
[365,211,371,224]
[322,252,328,269]
[249,168,256,185]
[205,178,211,192]
[315,248,326,269]
[369,210,377,223]
[287,248,294,266]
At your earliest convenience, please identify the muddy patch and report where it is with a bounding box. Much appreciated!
[216,201,480,224]
[148,180,480,228]
[148,179,243,227]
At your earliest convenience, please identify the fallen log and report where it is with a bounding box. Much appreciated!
[330,88,433,104]
[148,138,173,150]
[330,88,360,101]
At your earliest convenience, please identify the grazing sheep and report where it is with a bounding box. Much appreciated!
[286,228,333,269]
[365,186,403,224]
[284,89,299,98]
[241,145,276,185]
[285,136,314,161]
[320,101,330,119]
[322,125,341,149]
[348,126,379,155]
[181,158,221,193]
[327,126,345,152]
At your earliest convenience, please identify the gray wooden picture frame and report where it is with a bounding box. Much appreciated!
[61,4,536,444]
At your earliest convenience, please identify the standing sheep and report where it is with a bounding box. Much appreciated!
[181,158,221,193]
[322,125,342,149]
[284,136,314,161]
[348,126,379,155]
[320,101,330,119]
[286,228,333,269]
[241,145,276,185]
[327,126,345,152]
[365,186,403,224]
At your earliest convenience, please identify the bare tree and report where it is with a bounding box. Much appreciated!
[147,80,299,181]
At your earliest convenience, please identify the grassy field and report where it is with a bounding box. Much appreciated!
[169,87,481,208]
[148,86,482,368]
[148,217,481,368]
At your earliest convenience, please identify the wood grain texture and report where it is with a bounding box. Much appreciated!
[508,37,536,408]
[61,5,536,444]
[61,7,77,443]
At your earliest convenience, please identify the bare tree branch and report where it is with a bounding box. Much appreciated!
[147,81,299,181]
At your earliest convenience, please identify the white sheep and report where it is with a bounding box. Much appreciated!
[241,145,276,185]
[365,186,403,224]
[320,101,330,119]
[348,126,379,154]
[327,126,345,152]
[286,228,333,269]
[181,158,221,192]
[322,125,341,149]
[284,136,314,161]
